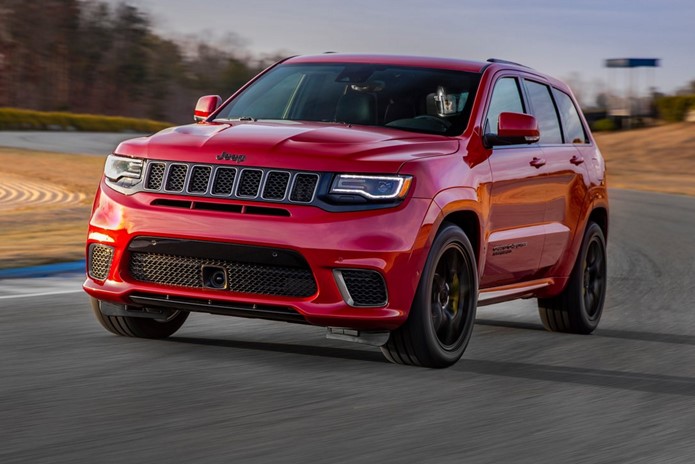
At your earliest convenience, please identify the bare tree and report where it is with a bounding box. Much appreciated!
[0,0,273,123]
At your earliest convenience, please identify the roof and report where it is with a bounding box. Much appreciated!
[285,54,489,73]
[281,54,568,90]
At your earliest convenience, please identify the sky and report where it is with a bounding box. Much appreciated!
[111,0,695,105]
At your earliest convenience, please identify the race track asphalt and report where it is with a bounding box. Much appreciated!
[1,188,694,463]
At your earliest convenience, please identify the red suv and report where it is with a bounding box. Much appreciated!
[84,54,608,368]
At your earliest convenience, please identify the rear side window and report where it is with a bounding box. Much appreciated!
[552,88,588,144]
[525,81,562,144]
[485,77,524,135]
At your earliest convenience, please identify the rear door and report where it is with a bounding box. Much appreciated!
[522,80,591,273]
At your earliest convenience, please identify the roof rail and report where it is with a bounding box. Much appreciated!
[486,58,531,68]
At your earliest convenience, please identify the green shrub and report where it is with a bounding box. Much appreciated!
[592,118,617,132]
[0,108,172,132]
[655,96,695,122]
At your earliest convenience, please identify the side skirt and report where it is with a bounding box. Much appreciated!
[477,278,554,307]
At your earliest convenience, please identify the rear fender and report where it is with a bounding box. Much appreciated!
[537,185,609,298]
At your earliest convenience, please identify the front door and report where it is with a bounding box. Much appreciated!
[481,76,547,287]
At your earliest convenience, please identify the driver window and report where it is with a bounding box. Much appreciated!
[485,77,524,135]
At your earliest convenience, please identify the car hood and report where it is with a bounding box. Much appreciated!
[115,121,459,173]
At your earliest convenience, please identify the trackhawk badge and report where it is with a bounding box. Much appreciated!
[216,151,246,163]
[492,242,528,256]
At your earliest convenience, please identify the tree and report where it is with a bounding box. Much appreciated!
[0,1,282,123]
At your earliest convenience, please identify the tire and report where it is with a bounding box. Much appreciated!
[538,221,607,334]
[91,297,189,339]
[381,223,478,368]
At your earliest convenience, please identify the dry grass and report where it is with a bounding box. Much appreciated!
[595,122,695,196]
[0,107,171,132]
[0,148,104,268]
[0,123,694,269]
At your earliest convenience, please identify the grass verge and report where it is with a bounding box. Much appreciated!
[0,107,171,132]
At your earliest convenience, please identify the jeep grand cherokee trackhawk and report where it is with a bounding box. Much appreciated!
[84,54,608,368]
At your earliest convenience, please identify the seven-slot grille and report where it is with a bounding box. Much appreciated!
[144,161,319,203]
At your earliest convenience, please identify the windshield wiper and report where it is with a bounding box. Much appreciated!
[215,116,258,122]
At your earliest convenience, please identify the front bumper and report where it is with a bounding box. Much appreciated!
[83,180,436,330]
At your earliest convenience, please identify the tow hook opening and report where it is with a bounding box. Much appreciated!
[202,265,228,290]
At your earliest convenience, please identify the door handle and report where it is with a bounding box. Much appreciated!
[570,155,585,165]
[529,157,546,168]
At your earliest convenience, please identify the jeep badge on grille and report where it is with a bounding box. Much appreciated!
[217,152,246,163]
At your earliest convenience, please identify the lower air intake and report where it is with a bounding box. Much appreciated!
[88,244,114,281]
[129,252,317,298]
[336,269,388,307]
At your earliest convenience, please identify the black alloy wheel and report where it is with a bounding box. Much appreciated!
[382,223,478,368]
[538,221,607,334]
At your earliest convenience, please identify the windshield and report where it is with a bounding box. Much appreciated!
[215,63,481,136]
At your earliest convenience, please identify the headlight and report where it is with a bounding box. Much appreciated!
[330,174,412,200]
[104,154,143,182]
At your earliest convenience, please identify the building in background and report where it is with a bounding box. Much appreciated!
[605,58,660,128]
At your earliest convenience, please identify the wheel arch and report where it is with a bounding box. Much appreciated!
[536,199,609,299]
[439,210,481,266]
[588,206,608,240]
[427,187,485,272]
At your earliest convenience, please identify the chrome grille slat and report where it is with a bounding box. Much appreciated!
[262,171,291,200]
[290,173,319,202]
[237,169,263,197]
[212,167,237,195]
[143,161,319,205]
[165,164,188,192]
[188,166,212,193]
[146,163,165,190]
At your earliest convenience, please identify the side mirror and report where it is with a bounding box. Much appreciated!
[194,95,222,122]
[484,112,540,148]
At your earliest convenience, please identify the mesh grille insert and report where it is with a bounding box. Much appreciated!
[262,172,290,200]
[188,166,211,193]
[165,164,188,191]
[340,269,388,306]
[237,169,263,197]
[88,244,114,281]
[129,252,317,298]
[146,163,165,190]
[290,174,319,202]
[212,168,237,195]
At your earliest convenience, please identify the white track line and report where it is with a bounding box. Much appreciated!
[0,289,84,300]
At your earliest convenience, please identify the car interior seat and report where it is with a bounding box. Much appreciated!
[335,90,377,125]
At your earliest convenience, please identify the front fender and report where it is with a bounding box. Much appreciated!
[416,187,486,277]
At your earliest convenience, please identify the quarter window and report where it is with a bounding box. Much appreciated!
[525,81,563,144]
[552,88,588,144]
[485,77,524,135]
